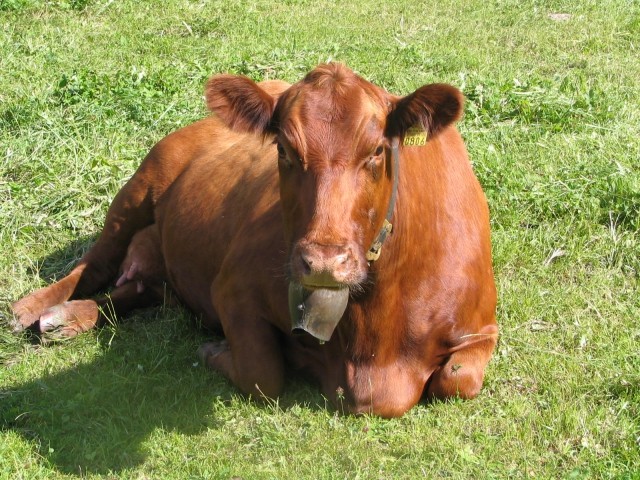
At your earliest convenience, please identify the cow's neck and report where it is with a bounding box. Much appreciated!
[342,140,447,360]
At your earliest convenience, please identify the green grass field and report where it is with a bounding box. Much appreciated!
[1,0,639,478]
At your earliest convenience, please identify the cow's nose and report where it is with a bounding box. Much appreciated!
[300,248,348,273]
[297,244,351,287]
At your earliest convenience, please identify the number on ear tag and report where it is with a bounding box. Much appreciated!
[403,126,427,147]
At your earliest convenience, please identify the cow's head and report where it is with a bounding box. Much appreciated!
[206,64,463,293]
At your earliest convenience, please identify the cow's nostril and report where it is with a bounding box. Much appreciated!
[300,252,313,274]
[335,252,349,265]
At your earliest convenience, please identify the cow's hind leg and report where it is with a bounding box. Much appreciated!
[11,174,156,332]
[426,326,498,400]
[37,281,166,339]
[31,224,169,338]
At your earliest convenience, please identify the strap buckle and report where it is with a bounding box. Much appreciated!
[366,220,393,262]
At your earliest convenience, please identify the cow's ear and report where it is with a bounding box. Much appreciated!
[205,74,276,134]
[384,84,463,140]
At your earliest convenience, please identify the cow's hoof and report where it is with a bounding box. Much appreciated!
[197,340,229,367]
[39,304,69,332]
[10,300,41,333]
[9,314,29,333]
[38,301,99,341]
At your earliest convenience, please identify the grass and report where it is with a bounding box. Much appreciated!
[1,0,639,478]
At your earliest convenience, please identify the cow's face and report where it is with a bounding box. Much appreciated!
[271,67,393,290]
[206,64,463,292]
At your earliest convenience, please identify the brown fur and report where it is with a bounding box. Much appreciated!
[11,67,497,417]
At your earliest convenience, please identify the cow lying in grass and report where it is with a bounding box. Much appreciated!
[12,63,498,417]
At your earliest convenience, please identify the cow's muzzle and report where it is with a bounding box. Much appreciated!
[293,242,364,288]
[288,243,359,342]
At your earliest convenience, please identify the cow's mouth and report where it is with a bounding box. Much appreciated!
[299,278,347,290]
[288,281,349,343]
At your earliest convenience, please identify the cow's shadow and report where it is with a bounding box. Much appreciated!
[2,239,325,476]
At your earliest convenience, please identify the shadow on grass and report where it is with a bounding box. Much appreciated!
[2,242,327,475]
[2,310,327,475]
[1,307,223,474]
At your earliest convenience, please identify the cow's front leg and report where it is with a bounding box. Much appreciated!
[200,289,285,399]
[426,325,498,400]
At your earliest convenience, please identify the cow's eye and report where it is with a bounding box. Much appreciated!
[374,145,384,157]
[276,142,291,168]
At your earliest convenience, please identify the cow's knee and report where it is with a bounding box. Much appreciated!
[426,338,496,400]
[427,362,484,400]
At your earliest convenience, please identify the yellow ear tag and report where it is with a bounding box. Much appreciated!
[403,126,428,147]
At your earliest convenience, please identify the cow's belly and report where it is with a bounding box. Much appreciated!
[159,213,228,327]
[155,145,282,328]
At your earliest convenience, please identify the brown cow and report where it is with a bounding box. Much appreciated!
[11,64,497,417]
